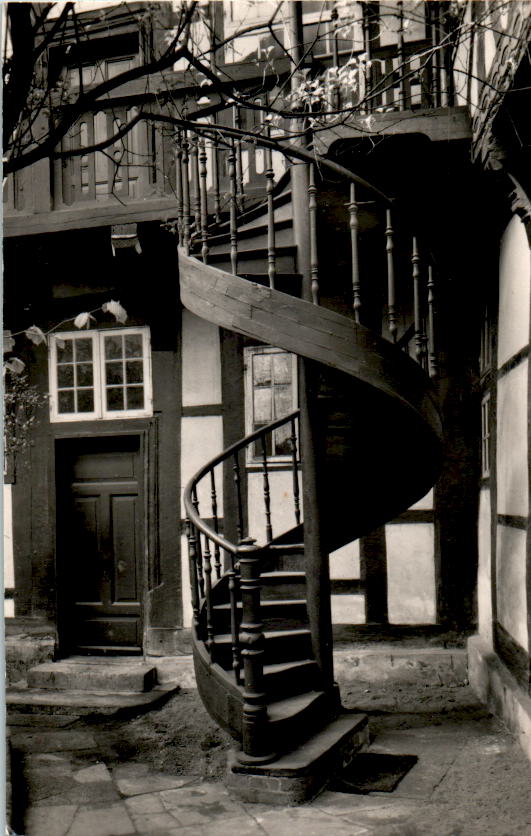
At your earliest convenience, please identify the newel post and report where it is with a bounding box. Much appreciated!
[237,537,274,763]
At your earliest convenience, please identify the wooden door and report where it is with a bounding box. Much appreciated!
[57,435,144,654]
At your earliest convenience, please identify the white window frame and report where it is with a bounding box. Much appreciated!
[481,392,491,478]
[244,345,298,464]
[49,327,153,422]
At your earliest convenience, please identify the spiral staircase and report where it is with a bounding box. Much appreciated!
[178,135,442,801]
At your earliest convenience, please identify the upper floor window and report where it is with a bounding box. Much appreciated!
[49,328,152,422]
[244,346,297,460]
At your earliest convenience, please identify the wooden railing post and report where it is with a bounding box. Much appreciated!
[237,538,274,763]
[308,164,320,305]
[228,141,238,276]
[349,182,361,323]
[427,264,438,378]
[385,208,398,342]
[199,136,209,264]
[185,519,200,632]
[265,144,276,290]
[181,133,191,255]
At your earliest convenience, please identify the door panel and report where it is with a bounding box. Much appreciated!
[57,436,144,654]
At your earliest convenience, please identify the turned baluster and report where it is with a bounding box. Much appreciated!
[210,470,222,579]
[185,519,200,630]
[233,451,244,543]
[228,556,241,683]
[349,182,361,323]
[175,133,184,246]
[290,416,301,526]
[211,130,221,223]
[330,4,340,110]
[308,164,320,305]
[363,3,373,111]
[203,534,214,651]
[199,137,209,264]
[260,436,273,543]
[238,538,272,762]
[190,135,201,243]
[385,208,398,342]
[265,145,276,290]
[181,134,191,255]
[228,141,238,275]
[191,487,204,597]
[397,1,407,109]
[234,105,245,210]
[429,3,441,108]
[427,264,438,378]
[412,237,428,369]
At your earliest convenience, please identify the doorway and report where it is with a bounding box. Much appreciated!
[56,435,145,655]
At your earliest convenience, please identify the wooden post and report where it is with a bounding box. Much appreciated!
[199,137,209,264]
[228,141,238,276]
[386,208,398,342]
[238,538,274,763]
[286,0,334,692]
[265,144,276,289]
[308,164,320,305]
[349,182,361,323]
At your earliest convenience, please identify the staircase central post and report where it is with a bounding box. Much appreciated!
[286,0,334,692]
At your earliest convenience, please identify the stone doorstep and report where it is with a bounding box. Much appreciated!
[6,683,179,716]
[227,712,369,805]
[26,661,157,693]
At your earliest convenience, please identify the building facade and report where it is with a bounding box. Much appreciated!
[3,0,531,766]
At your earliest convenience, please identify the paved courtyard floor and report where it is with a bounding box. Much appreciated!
[8,682,531,836]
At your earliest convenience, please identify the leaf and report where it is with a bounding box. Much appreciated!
[25,325,46,346]
[3,331,15,354]
[74,312,95,329]
[196,96,211,105]
[102,300,128,324]
[4,357,25,374]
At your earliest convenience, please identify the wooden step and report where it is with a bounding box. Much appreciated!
[212,627,312,669]
[207,245,296,275]
[260,571,307,600]
[212,599,309,633]
[263,659,320,697]
[26,661,157,693]
[207,217,293,251]
[266,690,335,752]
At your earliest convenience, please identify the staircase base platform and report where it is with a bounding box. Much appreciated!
[226,711,369,805]
[6,683,179,717]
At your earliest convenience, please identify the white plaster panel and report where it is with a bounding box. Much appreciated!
[409,489,433,511]
[3,485,14,589]
[497,215,531,368]
[496,524,528,650]
[386,523,436,624]
[477,487,493,645]
[180,416,224,517]
[181,310,222,406]
[331,594,365,625]
[330,540,360,579]
[247,470,301,545]
[496,361,528,518]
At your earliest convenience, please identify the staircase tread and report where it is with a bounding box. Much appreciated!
[267,690,325,720]
[213,599,306,610]
[261,571,306,578]
[263,659,317,675]
[214,627,310,644]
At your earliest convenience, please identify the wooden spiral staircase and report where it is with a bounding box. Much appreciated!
[178,132,443,794]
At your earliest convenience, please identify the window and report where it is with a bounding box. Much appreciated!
[244,346,297,460]
[49,328,152,422]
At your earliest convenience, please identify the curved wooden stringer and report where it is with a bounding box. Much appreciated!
[180,248,442,763]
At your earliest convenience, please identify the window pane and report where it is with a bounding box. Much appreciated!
[57,365,74,387]
[106,361,124,384]
[273,353,291,383]
[253,354,271,386]
[274,383,292,417]
[125,334,143,357]
[126,387,144,410]
[76,363,94,387]
[254,386,272,423]
[274,423,292,456]
[77,389,94,412]
[106,387,124,410]
[126,360,143,383]
[105,335,123,360]
[75,339,93,362]
[58,390,75,413]
[57,341,73,363]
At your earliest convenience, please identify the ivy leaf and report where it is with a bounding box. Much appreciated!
[3,331,15,354]
[74,312,95,329]
[4,357,25,374]
[25,325,46,346]
[102,300,128,324]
